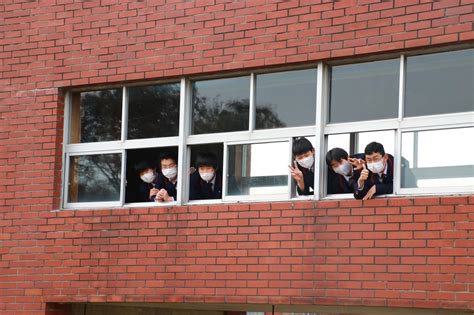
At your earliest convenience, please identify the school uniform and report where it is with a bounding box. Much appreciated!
[154,173,177,201]
[189,171,222,200]
[354,154,394,200]
[327,171,357,194]
[296,164,314,196]
[138,180,158,202]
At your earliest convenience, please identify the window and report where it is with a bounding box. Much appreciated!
[401,127,474,189]
[255,69,317,129]
[68,153,122,203]
[63,48,474,208]
[125,147,178,203]
[189,143,223,201]
[227,142,289,198]
[128,83,180,139]
[70,88,122,143]
[329,59,399,123]
[324,48,473,197]
[404,49,473,117]
[192,76,250,134]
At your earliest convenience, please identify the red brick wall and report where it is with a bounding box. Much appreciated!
[1,197,474,314]
[0,0,473,314]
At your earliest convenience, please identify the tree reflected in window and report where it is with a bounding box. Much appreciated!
[71,89,122,143]
[68,154,121,202]
[256,69,317,130]
[192,76,286,134]
[192,77,250,134]
[128,84,180,139]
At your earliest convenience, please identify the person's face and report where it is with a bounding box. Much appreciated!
[295,149,314,161]
[330,158,347,170]
[139,168,154,177]
[198,165,215,173]
[161,158,177,170]
[365,152,387,164]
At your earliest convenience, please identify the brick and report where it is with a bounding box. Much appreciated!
[402,207,426,214]
[433,0,463,9]
[1,0,472,313]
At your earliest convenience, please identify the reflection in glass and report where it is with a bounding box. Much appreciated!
[327,130,394,156]
[192,76,250,134]
[405,49,474,117]
[68,154,121,202]
[402,127,474,188]
[128,84,180,139]
[357,130,395,155]
[327,134,350,154]
[256,69,317,129]
[227,142,288,196]
[70,89,122,143]
[329,59,399,123]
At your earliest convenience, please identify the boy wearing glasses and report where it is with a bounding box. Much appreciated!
[355,142,394,200]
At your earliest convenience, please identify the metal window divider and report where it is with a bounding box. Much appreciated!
[394,55,405,195]
[315,62,328,200]
[177,78,190,205]
[120,86,129,206]
[61,91,72,208]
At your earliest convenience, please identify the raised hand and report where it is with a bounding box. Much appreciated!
[288,161,305,192]
[357,162,369,189]
[348,157,365,171]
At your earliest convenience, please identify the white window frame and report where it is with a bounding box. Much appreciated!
[222,137,292,203]
[61,48,474,209]
[323,51,474,199]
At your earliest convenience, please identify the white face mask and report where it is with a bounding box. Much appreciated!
[334,160,352,176]
[162,166,177,180]
[140,171,156,183]
[199,171,215,182]
[367,160,385,174]
[296,155,314,169]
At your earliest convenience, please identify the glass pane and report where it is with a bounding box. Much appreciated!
[192,76,250,134]
[256,69,317,129]
[402,127,474,188]
[327,134,350,154]
[405,49,474,117]
[68,154,122,202]
[70,89,122,143]
[329,59,399,123]
[128,83,180,139]
[327,131,394,156]
[357,130,395,155]
[227,142,288,196]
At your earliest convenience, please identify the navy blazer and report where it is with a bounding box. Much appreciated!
[154,173,177,201]
[296,164,314,196]
[327,153,364,195]
[138,181,157,202]
[189,171,222,200]
[354,154,394,200]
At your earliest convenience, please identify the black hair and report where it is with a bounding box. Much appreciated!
[134,160,154,174]
[364,142,385,156]
[159,151,177,164]
[325,147,349,167]
[195,152,218,169]
[292,137,314,156]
